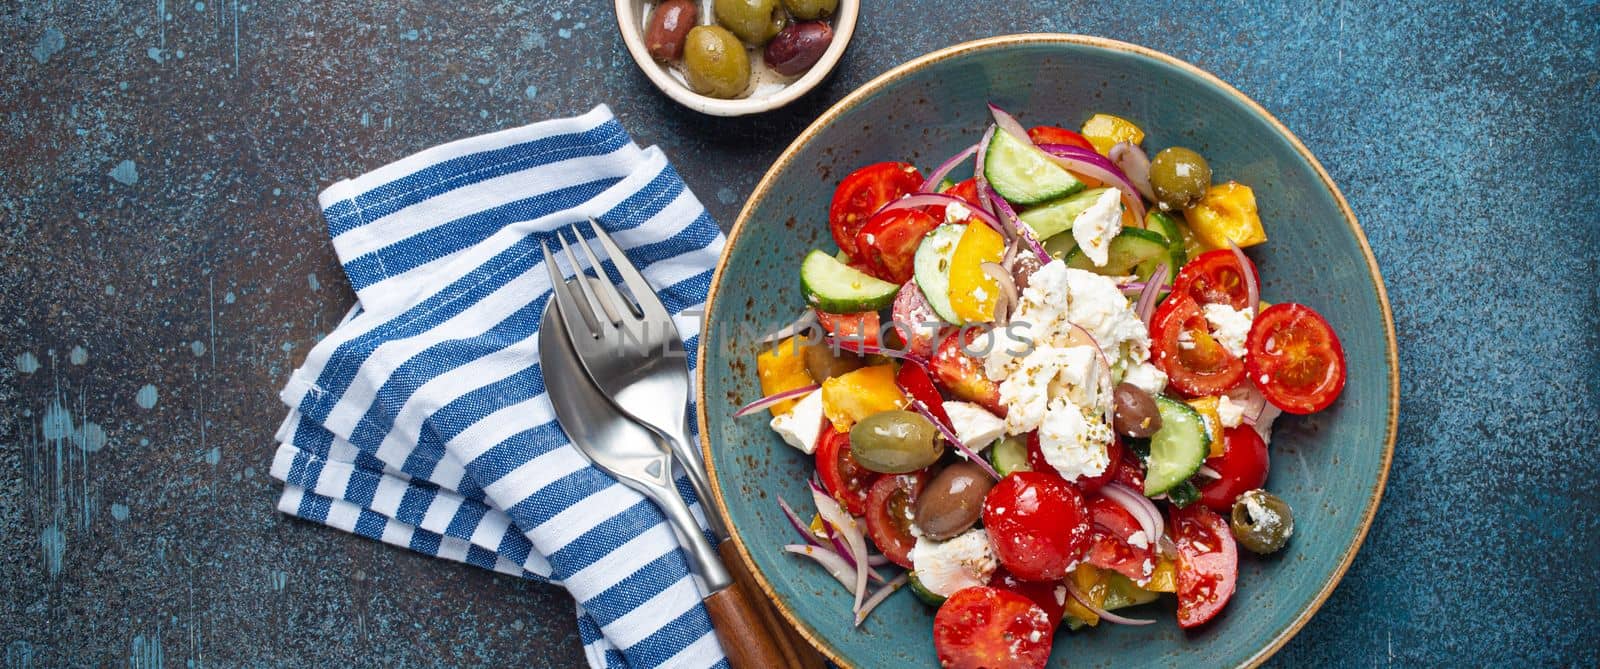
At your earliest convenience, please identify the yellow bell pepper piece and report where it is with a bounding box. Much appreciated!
[946,222,1006,323]
[1145,558,1177,593]
[1080,113,1146,157]
[756,336,816,415]
[820,364,906,432]
[1063,564,1110,626]
[1184,181,1268,250]
[1186,396,1225,458]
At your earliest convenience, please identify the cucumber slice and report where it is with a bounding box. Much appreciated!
[912,224,965,323]
[1064,228,1170,277]
[984,129,1085,206]
[1143,396,1212,496]
[1017,187,1113,240]
[1145,210,1188,272]
[907,572,947,606]
[800,250,900,313]
[987,435,1032,477]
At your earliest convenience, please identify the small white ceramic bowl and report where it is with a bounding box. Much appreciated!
[615,0,859,116]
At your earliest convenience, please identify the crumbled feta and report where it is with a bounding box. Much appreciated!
[993,344,1097,435]
[1122,362,1168,396]
[945,201,973,225]
[768,390,824,454]
[910,528,998,597]
[1217,394,1245,428]
[1243,493,1292,540]
[1070,189,1125,267]
[943,401,1005,451]
[1202,303,1253,358]
[1126,530,1150,550]
[1037,398,1113,481]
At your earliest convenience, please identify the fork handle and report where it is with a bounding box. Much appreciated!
[719,541,826,669]
[702,577,793,669]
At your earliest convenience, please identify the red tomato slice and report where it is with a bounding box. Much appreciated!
[815,310,881,348]
[1024,432,1120,493]
[829,162,923,260]
[988,568,1066,629]
[1171,504,1238,629]
[855,208,940,283]
[863,471,927,568]
[1085,496,1157,583]
[1113,454,1146,491]
[933,587,1054,669]
[1197,426,1269,512]
[894,360,950,426]
[930,177,984,222]
[815,428,875,516]
[1027,126,1096,152]
[1245,303,1347,414]
[1150,293,1246,396]
[930,329,1005,416]
[982,472,1091,581]
[1172,250,1262,312]
[891,281,948,359]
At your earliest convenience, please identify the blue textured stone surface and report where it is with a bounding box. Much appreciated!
[1,1,1595,667]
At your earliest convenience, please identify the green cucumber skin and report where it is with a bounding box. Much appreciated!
[799,250,899,313]
[1145,210,1188,271]
[984,130,1085,206]
[1143,396,1212,496]
[987,436,1032,477]
[907,572,947,606]
[912,224,965,323]
[1064,228,1170,276]
[1019,187,1114,240]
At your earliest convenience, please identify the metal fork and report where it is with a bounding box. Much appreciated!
[539,219,729,541]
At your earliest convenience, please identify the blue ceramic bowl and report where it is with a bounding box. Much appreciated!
[697,34,1398,668]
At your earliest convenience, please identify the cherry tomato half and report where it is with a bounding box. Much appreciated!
[1172,504,1239,629]
[1198,426,1269,512]
[933,587,1054,669]
[891,281,948,359]
[829,162,923,260]
[816,427,876,516]
[1172,250,1262,312]
[1245,303,1347,414]
[894,360,950,426]
[930,329,1005,416]
[982,472,1092,582]
[1027,125,1096,152]
[815,310,881,348]
[1113,453,1147,491]
[863,471,928,568]
[1085,495,1157,583]
[855,208,940,284]
[989,568,1066,630]
[1150,293,1246,396]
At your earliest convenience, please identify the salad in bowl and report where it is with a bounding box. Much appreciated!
[733,104,1347,668]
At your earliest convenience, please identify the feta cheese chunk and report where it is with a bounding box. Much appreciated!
[943,401,1005,451]
[1037,398,1113,481]
[1070,189,1125,267]
[1202,303,1253,358]
[768,390,824,454]
[945,201,973,225]
[910,528,998,598]
[993,344,1098,435]
[1217,394,1245,428]
[1122,361,1168,396]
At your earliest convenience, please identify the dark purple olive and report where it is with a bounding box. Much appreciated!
[645,0,697,61]
[1112,382,1162,437]
[763,21,832,76]
[913,461,996,541]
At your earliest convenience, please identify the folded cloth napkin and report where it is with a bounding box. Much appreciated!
[268,105,729,669]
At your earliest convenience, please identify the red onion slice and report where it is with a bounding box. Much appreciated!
[1227,240,1260,318]
[1101,482,1163,545]
[909,400,1000,480]
[1135,264,1169,330]
[1066,579,1155,626]
[826,524,887,583]
[982,184,1053,264]
[734,384,820,417]
[762,309,817,344]
[1109,141,1155,201]
[854,573,909,627]
[1037,144,1148,227]
[876,192,1007,238]
[920,144,980,193]
[973,125,998,218]
[811,482,869,612]
[987,103,1031,145]
[980,262,1018,324]
[866,553,891,567]
[1196,464,1222,480]
[778,496,823,547]
[783,544,858,591]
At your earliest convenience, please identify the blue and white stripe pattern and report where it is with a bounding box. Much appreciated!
[269,106,728,669]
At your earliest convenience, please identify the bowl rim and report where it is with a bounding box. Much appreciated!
[695,32,1399,668]
[613,0,861,117]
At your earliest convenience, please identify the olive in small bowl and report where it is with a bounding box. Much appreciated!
[682,26,751,100]
[765,21,833,76]
[643,0,697,61]
[781,0,837,20]
[714,0,786,45]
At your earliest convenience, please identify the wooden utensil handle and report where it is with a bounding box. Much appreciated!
[702,578,791,669]
[719,541,826,669]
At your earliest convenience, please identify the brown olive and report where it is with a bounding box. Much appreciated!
[644,0,697,61]
[1148,147,1212,211]
[803,342,864,382]
[849,410,943,474]
[1112,382,1162,437]
[1229,489,1294,554]
[914,461,996,541]
[763,21,832,76]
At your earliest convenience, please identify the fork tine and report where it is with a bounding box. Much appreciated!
[541,239,600,339]
[572,229,641,320]
[586,218,671,321]
[558,229,618,328]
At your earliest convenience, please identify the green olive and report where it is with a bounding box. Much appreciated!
[849,410,944,473]
[1148,146,1213,211]
[780,0,838,20]
[803,343,864,383]
[682,26,750,99]
[1229,489,1295,554]
[714,0,786,45]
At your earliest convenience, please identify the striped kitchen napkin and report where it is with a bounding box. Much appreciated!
[268,105,729,669]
